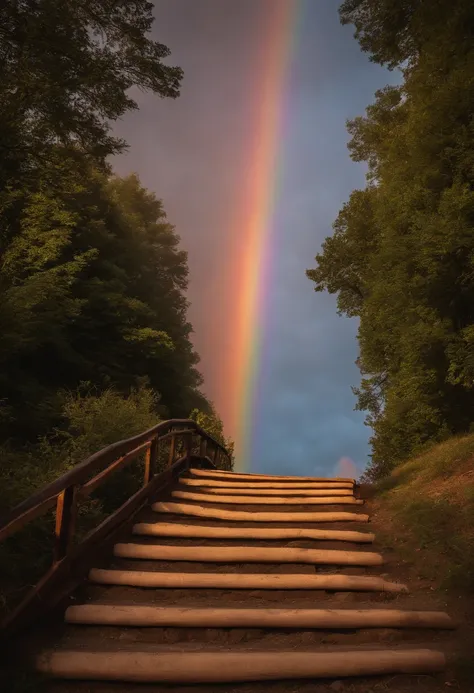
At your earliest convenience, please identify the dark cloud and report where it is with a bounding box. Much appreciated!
[112,0,396,474]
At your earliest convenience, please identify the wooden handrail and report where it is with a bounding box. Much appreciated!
[0,419,230,542]
[78,441,151,499]
[0,416,231,637]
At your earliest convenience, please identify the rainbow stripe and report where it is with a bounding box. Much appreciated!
[227,1,300,471]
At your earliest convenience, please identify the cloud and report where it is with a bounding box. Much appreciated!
[334,456,360,479]
[112,0,393,476]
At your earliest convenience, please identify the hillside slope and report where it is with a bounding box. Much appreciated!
[371,434,474,593]
[367,434,474,688]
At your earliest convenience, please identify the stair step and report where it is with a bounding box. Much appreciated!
[89,569,407,592]
[194,486,355,496]
[171,490,363,505]
[189,469,355,483]
[181,478,355,489]
[64,604,455,629]
[153,501,370,523]
[113,543,384,566]
[35,647,445,682]
[132,522,375,543]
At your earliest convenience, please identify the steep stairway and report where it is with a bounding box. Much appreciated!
[33,467,456,689]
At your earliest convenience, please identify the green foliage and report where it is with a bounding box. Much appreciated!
[373,433,474,592]
[0,0,202,446]
[308,0,474,479]
[0,0,182,165]
[190,404,235,470]
[0,385,158,616]
[0,161,207,441]
[339,0,474,71]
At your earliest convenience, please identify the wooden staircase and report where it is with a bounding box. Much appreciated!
[32,466,455,688]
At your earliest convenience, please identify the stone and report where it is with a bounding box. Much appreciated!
[329,681,344,692]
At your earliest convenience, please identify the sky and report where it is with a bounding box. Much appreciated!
[113,0,397,476]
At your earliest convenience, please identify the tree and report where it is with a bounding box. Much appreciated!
[0,162,209,441]
[0,0,182,167]
[105,174,208,418]
[190,404,235,469]
[339,0,474,70]
[307,0,474,479]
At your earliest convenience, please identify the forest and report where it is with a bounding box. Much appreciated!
[308,0,474,480]
[0,0,234,517]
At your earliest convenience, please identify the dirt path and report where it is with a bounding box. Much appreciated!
[10,474,472,692]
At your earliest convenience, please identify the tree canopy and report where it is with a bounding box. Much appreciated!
[0,0,232,482]
[308,0,474,479]
[0,0,182,165]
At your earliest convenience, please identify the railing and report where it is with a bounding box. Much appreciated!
[0,419,232,637]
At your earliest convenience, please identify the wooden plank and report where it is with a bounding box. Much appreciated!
[65,605,455,629]
[143,439,158,486]
[183,432,193,462]
[80,442,150,499]
[89,569,408,593]
[132,523,376,543]
[180,478,354,490]
[54,486,77,563]
[0,495,57,543]
[113,543,384,566]
[36,649,446,682]
[153,501,369,523]
[190,468,355,482]
[171,490,363,506]
[168,435,176,467]
[199,487,354,497]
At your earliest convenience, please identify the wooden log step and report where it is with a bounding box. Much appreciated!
[190,468,355,483]
[36,648,445,682]
[132,522,376,543]
[65,604,455,629]
[171,490,363,506]
[181,478,354,490]
[113,543,384,566]
[197,486,355,497]
[89,568,408,592]
[152,501,370,523]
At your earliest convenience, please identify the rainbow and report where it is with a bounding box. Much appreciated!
[227,1,300,471]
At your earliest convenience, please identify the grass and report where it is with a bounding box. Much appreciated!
[373,432,474,592]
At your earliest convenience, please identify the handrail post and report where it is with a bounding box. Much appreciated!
[54,485,77,563]
[143,439,157,486]
[199,436,207,459]
[207,442,216,466]
[168,432,176,468]
[183,432,193,464]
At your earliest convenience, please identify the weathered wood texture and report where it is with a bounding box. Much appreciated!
[65,604,455,629]
[153,501,369,523]
[132,522,375,543]
[36,649,445,682]
[89,568,408,593]
[113,543,384,566]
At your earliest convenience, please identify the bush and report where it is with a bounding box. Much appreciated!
[0,384,160,617]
